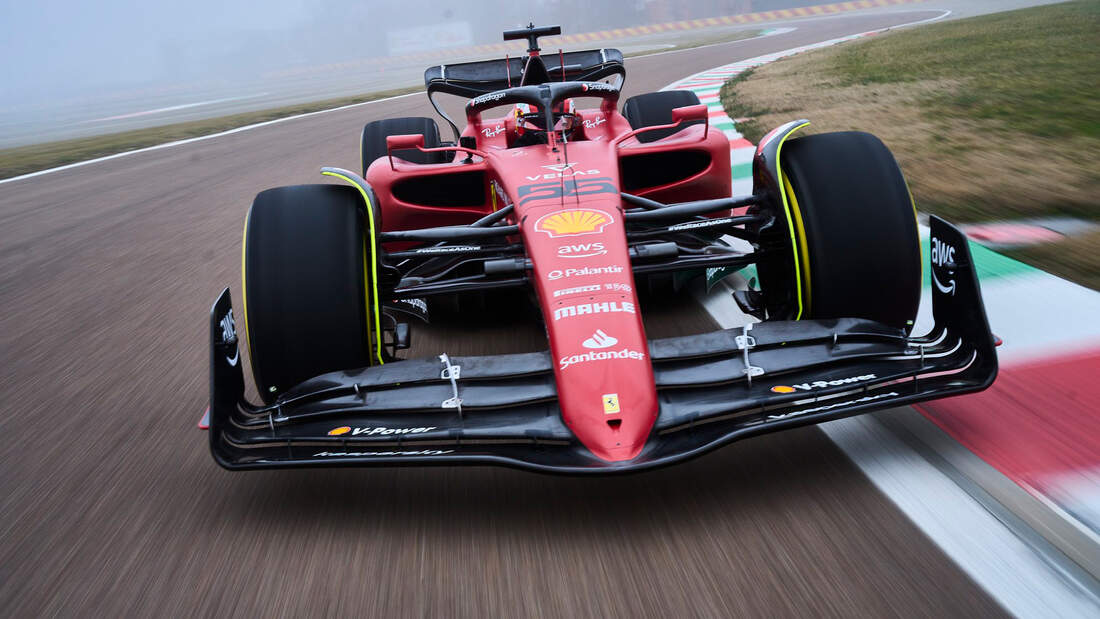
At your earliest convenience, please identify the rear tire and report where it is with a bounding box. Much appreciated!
[243,184,378,402]
[361,116,447,174]
[622,91,702,143]
[779,131,921,331]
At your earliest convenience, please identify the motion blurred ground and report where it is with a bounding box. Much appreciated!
[721,0,1100,288]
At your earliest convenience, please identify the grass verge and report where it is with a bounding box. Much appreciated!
[0,85,422,180]
[720,0,1100,288]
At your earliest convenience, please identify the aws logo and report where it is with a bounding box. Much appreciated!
[557,242,606,258]
[931,237,956,267]
[535,208,613,238]
[930,236,958,296]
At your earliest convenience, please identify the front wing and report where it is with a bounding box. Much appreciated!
[207,217,997,473]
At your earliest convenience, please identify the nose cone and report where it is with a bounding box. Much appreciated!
[509,164,657,462]
[555,336,657,462]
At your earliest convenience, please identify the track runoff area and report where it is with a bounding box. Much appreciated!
[3,7,1097,617]
[664,12,1100,615]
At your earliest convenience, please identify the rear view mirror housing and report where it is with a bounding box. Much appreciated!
[386,134,426,152]
[671,104,708,126]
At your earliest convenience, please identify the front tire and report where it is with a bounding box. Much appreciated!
[242,184,380,402]
[779,131,921,331]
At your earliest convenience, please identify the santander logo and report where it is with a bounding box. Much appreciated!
[582,330,618,349]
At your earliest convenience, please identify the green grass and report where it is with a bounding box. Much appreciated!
[829,1,1100,139]
[0,85,422,180]
[718,69,770,144]
[719,1,1100,289]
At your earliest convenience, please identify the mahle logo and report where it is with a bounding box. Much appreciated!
[553,301,634,321]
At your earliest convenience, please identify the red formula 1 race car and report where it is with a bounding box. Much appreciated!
[204,24,997,473]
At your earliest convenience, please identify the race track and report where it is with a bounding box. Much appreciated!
[0,11,1010,616]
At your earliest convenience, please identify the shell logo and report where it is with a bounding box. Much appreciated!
[770,385,796,394]
[328,426,352,436]
[534,208,613,238]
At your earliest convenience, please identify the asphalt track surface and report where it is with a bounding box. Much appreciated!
[1,11,1009,617]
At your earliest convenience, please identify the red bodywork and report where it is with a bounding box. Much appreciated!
[365,101,731,461]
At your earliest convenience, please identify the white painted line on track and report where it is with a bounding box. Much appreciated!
[1,8,947,187]
[84,94,271,123]
[0,91,421,186]
[823,413,1100,618]
[0,26,800,187]
[627,26,794,59]
[696,276,1100,617]
[675,11,1100,615]
[636,6,951,63]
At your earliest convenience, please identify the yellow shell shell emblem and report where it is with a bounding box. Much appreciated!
[535,208,612,237]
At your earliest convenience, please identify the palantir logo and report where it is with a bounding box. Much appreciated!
[582,330,617,349]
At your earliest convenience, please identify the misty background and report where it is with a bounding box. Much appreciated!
[0,0,818,146]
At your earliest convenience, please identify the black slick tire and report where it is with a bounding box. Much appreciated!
[242,184,377,402]
[780,131,921,331]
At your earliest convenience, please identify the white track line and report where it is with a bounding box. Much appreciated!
[675,10,1100,617]
[1,28,795,187]
[823,414,1100,617]
[0,92,421,186]
[699,275,1100,617]
[629,26,794,59]
[85,94,270,123]
[2,8,946,187]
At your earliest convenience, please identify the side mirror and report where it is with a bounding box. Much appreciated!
[386,134,425,152]
[613,104,710,147]
[386,134,426,169]
[672,104,709,138]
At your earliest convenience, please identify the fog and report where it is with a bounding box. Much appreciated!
[0,0,813,145]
